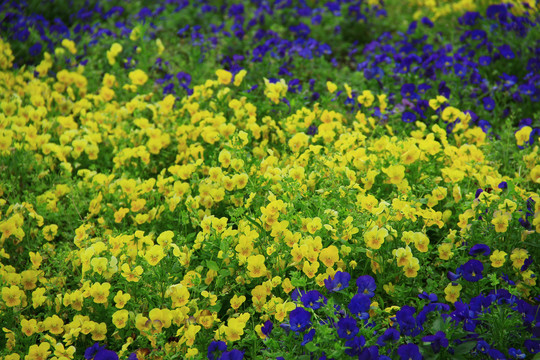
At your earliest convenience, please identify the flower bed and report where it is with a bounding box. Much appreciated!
[0,1,539,359]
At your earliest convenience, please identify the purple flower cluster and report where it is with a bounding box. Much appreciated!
[0,0,386,99]
[0,1,133,62]
[357,4,540,135]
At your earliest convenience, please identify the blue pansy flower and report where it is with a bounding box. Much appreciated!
[208,341,227,360]
[324,271,350,293]
[177,25,190,37]
[84,344,118,360]
[488,348,506,359]
[397,343,422,360]
[301,290,327,310]
[394,306,419,336]
[306,124,318,135]
[406,21,417,35]
[291,289,307,302]
[418,291,438,302]
[477,119,492,134]
[289,307,312,332]
[162,83,175,95]
[376,328,400,346]
[301,329,315,346]
[356,275,376,297]
[454,63,467,77]
[500,73,518,88]
[469,244,491,257]
[29,42,42,57]
[418,83,432,94]
[460,259,484,282]
[358,345,379,359]
[498,44,515,59]
[421,17,434,27]
[176,71,191,86]
[220,349,244,360]
[482,97,495,111]
[500,273,516,285]
[521,256,533,272]
[447,270,462,281]
[477,339,490,353]
[228,3,244,16]
[402,111,416,123]
[85,344,109,360]
[519,84,535,96]
[459,11,481,26]
[486,4,508,21]
[478,55,491,66]
[344,336,365,357]
[94,350,118,360]
[401,83,418,99]
[261,320,273,336]
[337,316,359,339]
[348,293,370,319]
[422,331,449,353]
[509,347,527,359]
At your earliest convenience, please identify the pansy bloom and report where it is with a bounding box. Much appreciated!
[422,331,449,353]
[301,290,327,310]
[469,244,491,257]
[85,344,119,360]
[377,328,400,346]
[348,293,370,319]
[397,343,422,360]
[337,316,359,339]
[460,259,484,282]
[289,307,311,332]
[324,271,350,293]
[356,275,376,297]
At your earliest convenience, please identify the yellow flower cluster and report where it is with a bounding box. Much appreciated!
[263,78,288,104]
[0,38,14,69]
[106,43,123,66]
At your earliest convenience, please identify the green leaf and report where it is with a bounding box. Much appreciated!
[209,302,222,313]
[431,317,444,332]
[219,269,230,277]
[206,260,219,272]
[329,350,343,358]
[452,341,476,355]
[291,274,307,287]
[305,342,317,353]
[423,352,439,360]
[449,355,468,360]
